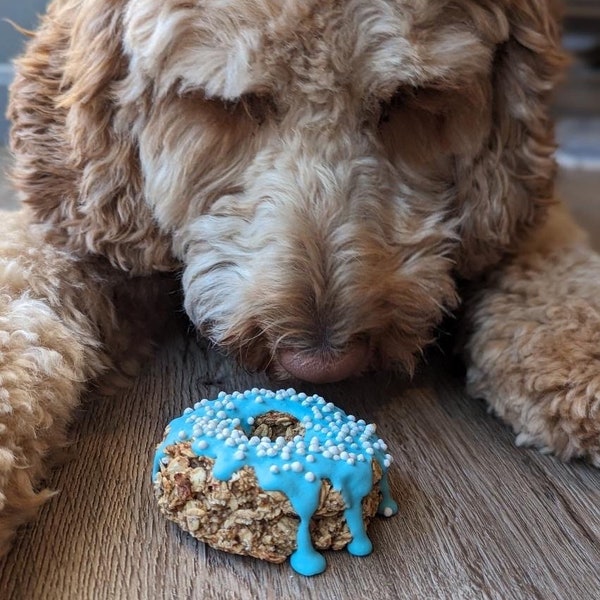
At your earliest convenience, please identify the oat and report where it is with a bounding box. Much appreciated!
[155,442,383,563]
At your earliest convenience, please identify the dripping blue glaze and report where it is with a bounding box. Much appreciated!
[153,388,398,576]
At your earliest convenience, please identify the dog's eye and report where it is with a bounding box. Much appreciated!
[212,93,273,125]
[239,93,275,125]
[378,87,416,125]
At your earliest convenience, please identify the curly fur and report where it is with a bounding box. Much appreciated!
[3,0,597,556]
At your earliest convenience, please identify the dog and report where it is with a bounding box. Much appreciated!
[2,0,599,557]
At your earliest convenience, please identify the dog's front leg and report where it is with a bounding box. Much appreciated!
[0,210,168,556]
[461,202,600,464]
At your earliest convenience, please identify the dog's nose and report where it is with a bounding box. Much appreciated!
[278,342,370,383]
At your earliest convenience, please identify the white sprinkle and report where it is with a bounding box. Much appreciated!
[257,449,266,458]
[216,411,227,420]
[347,458,355,466]
[291,461,303,473]
[281,451,291,461]
[340,451,349,461]
[255,396,264,404]
[304,472,316,483]
[348,415,356,422]
[249,436,260,446]
[226,402,235,410]
[178,431,188,440]
[194,402,202,410]
[183,407,193,415]
[224,438,236,447]
[282,463,291,471]
[357,454,365,462]
[270,465,280,474]
[267,448,278,457]
[384,459,391,468]
[218,391,226,399]
[286,388,296,396]
[306,454,315,463]
[161,456,170,465]
[197,440,208,450]
[247,417,255,425]
[383,507,394,517]
[366,448,375,455]
[275,436,286,447]
[234,450,246,460]
[322,451,332,459]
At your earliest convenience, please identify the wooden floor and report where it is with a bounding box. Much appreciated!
[1,151,600,599]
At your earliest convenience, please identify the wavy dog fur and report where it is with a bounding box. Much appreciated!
[4,0,600,556]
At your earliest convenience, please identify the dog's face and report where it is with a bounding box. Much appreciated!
[11,0,564,382]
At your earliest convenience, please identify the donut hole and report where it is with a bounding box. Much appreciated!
[250,411,304,441]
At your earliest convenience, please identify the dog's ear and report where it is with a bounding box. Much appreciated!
[9,0,176,274]
[455,0,566,277]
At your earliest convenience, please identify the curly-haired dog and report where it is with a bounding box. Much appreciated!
[1,0,598,556]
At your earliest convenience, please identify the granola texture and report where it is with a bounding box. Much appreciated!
[154,410,384,563]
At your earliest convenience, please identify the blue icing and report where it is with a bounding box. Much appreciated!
[153,388,397,576]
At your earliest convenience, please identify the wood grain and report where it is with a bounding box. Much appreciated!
[0,153,600,599]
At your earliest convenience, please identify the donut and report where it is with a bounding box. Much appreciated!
[153,388,397,576]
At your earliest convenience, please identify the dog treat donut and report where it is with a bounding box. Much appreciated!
[153,388,397,576]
